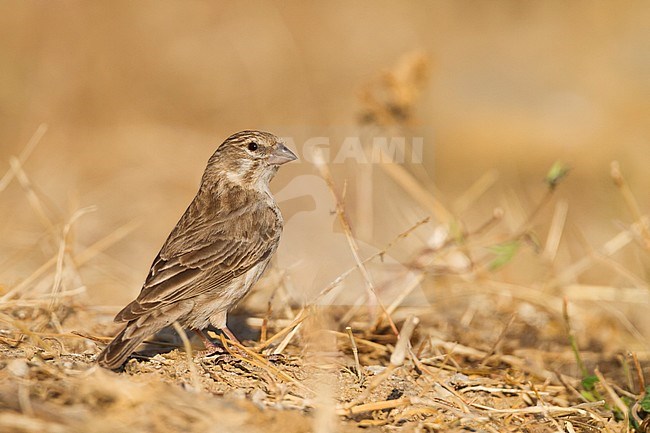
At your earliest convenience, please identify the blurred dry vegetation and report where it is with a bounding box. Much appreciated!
[1,2,650,432]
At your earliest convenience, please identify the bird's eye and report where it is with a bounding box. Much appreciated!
[248,142,259,151]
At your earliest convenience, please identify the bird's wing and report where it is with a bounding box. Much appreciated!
[115,192,281,322]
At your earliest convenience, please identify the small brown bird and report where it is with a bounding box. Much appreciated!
[97,130,297,369]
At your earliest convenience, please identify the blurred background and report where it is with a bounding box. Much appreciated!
[0,1,649,332]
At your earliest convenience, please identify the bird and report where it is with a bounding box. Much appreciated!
[97,130,297,369]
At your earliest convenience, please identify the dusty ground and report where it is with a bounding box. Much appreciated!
[2,90,650,433]
[1,184,649,432]
[2,3,650,432]
[1,294,648,433]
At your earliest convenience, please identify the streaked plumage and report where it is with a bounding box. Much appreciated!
[97,130,297,369]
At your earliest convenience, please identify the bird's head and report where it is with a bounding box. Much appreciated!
[203,130,297,190]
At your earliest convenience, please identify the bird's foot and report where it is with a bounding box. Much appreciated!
[192,328,249,361]
[265,353,287,363]
[195,344,227,358]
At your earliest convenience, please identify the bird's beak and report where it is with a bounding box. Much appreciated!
[268,143,298,165]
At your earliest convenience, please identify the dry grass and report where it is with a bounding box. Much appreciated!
[2,4,650,432]
[2,69,650,433]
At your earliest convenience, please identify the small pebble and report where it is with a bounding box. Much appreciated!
[8,359,29,377]
[365,365,387,375]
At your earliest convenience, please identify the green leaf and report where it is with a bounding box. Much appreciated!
[581,375,599,391]
[545,161,570,189]
[488,240,521,271]
[580,390,598,402]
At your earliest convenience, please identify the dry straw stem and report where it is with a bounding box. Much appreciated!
[336,397,410,416]
[260,296,273,343]
[327,218,429,329]
[478,314,516,368]
[528,381,566,432]
[407,207,502,278]
[469,401,604,417]
[71,331,113,343]
[546,223,638,290]
[0,123,47,193]
[317,216,428,304]
[0,287,87,310]
[337,396,606,428]
[0,218,140,302]
[483,280,646,351]
[49,205,97,311]
[389,314,419,366]
[631,352,646,391]
[171,322,202,392]
[593,368,629,422]
[453,169,499,215]
[312,148,399,335]
[542,199,569,262]
[358,54,454,225]
[631,371,650,430]
[339,395,473,419]
[480,281,561,317]
[593,251,650,290]
[459,385,551,397]
[355,136,374,241]
[379,157,454,224]
[564,284,650,303]
[343,315,419,411]
[345,326,363,382]
[426,337,557,381]
[272,321,302,355]
[324,330,388,353]
[9,157,55,232]
[255,308,309,351]
[215,332,314,396]
[384,273,425,318]
[0,312,54,352]
[611,160,650,249]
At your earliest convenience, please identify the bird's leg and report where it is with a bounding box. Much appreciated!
[217,326,251,360]
[192,328,245,360]
[193,329,222,356]
[219,326,242,346]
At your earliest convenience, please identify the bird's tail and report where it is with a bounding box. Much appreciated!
[97,323,149,370]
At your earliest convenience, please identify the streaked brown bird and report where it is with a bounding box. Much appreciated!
[97,130,297,369]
